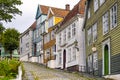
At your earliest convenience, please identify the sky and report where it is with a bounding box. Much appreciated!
[3,0,80,33]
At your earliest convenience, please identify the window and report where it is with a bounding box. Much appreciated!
[21,47,22,53]
[68,26,71,39]
[93,52,98,70]
[88,54,93,72]
[88,8,90,19]
[63,30,66,43]
[21,38,22,43]
[94,0,99,12]
[87,28,92,45]
[100,0,105,6]
[110,4,117,29]
[72,23,76,36]
[68,48,71,62]
[59,53,62,64]
[72,47,76,60]
[51,31,55,40]
[103,12,109,34]
[92,23,97,42]
[26,43,29,48]
[37,17,41,26]
[48,17,54,28]
[59,33,61,46]
[52,45,56,52]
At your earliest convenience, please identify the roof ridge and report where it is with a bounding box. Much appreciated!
[40,4,69,11]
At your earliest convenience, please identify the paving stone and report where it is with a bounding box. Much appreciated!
[23,62,105,80]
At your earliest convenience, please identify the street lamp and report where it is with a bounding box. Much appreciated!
[92,44,97,52]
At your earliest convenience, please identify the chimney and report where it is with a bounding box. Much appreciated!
[65,4,70,11]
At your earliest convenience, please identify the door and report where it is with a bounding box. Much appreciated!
[104,44,109,75]
[63,50,66,69]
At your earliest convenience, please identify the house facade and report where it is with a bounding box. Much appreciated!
[20,21,36,62]
[56,0,86,71]
[32,5,49,63]
[43,6,69,68]
[83,0,120,77]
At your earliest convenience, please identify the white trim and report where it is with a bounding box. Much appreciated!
[102,38,111,75]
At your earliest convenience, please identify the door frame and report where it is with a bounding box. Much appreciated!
[102,38,111,75]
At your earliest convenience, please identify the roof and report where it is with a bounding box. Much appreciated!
[40,5,49,15]
[40,5,69,18]
[30,21,36,30]
[61,0,86,25]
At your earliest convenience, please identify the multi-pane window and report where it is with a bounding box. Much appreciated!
[100,0,105,6]
[48,17,54,28]
[110,4,117,29]
[94,0,99,12]
[63,30,66,43]
[59,33,61,46]
[88,8,90,19]
[88,54,93,72]
[52,45,56,52]
[72,47,76,60]
[59,53,62,64]
[103,12,109,34]
[72,23,76,36]
[87,28,92,45]
[68,48,71,62]
[51,31,55,40]
[93,52,98,70]
[92,23,97,42]
[68,26,71,39]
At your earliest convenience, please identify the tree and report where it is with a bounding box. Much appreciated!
[0,0,23,22]
[0,22,5,42]
[2,28,20,59]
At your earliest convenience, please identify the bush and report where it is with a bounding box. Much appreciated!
[0,59,20,79]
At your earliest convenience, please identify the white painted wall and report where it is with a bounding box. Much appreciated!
[20,29,33,62]
[56,15,86,71]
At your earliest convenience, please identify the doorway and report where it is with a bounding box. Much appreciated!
[63,50,66,69]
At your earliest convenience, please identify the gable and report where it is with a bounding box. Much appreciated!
[35,5,42,19]
[47,8,54,19]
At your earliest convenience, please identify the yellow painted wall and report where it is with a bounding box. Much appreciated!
[55,17,63,25]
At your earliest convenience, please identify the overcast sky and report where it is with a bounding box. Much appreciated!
[3,0,80,33]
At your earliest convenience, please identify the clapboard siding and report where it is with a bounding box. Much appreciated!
[85,0,120,76]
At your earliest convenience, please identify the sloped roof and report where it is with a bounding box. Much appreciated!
[61,0,86,25]
[30,21,36,30]
[40,5,69,18]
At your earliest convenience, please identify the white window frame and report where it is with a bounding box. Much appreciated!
[93,52,98,70]
[103,12,109,35]
[72,23,76,37]
[72,47,76,61]
[88,54,93,72]
[110,3,117,29]
[67,26,71,39]
[68,48,71,62]
[92,23,97,42]
[87,28,92,45]
[63,30,66,44]
[94,0,99,12]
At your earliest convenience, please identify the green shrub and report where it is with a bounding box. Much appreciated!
[0,59,20,79]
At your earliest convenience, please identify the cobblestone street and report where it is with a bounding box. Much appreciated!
[23,62,105,80]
